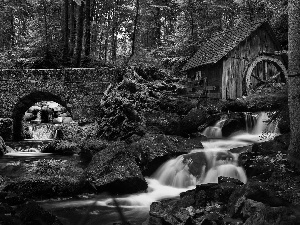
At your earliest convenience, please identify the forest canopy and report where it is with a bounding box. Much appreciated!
[0,0,288,71]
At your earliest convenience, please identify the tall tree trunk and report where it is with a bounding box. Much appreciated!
[111,26,117,63]
[8,6,14,49]
[104,37,108,62]
[42,0,50,54]
[288,0,300,166]
[75,1,85,67]
[69,1,76,58]
[104,17,111,63]
[90,0,98,57]
[62,0,69,64]
[128,0,139,60]
[111,1,118,63]
[85,0,91,57]
[98,31,104,59]
[154,7,161,46]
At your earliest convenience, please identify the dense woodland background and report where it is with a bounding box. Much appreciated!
[0,0,288,73]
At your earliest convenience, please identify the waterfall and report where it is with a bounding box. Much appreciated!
[244,112,259,133]
[152,147,247,189]
[202,119,226,138]
[201,151,247,184]
[245,112,279,136]
[153,111,279,189]
[152,156,197,188]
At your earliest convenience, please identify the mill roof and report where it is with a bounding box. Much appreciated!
[182,20,279,71]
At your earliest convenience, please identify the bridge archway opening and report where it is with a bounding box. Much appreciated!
[245,56,287,94]
[12,91,72,141]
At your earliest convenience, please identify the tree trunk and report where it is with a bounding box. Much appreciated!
[42,0,50,53]
[104,37,108,62]
[288,0,300,166]
[75,1,85,67]
[128,0,140,60]
[154,7,161,46]
[85,0,91,57]
[62,0,69,64]
[69,1,76,58]
[90,0,98,57]
[104,17,111,63]
[111,26,117,63]
[8,6,14,49]
[111,1,118,63]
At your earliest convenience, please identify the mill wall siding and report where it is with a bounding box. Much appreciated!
[221,27,279,99]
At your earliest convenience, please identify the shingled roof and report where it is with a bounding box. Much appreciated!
[182,20,277,71]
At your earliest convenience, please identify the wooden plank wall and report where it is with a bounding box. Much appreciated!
[222,27,278,99]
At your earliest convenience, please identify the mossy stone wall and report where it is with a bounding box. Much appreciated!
[0,68,116,140]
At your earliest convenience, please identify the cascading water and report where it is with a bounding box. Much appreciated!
[244,112,259,133]
[202,119,227,138]
[38,111,280,225]
[241,112,279,141]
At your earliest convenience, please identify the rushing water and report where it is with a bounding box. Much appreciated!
[0,112,279,225]
[202,119,226,139]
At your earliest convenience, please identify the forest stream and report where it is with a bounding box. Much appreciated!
[0,112,279,225]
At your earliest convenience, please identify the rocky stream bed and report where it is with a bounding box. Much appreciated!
[0,71,298,225]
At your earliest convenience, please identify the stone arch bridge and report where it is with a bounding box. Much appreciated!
[0,68,116,140]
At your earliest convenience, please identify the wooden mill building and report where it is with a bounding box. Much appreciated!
[182,20,288,100]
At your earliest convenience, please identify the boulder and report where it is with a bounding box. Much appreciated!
[0,136,7,156]
[178,108,208,136]
[85,142,148,194]
[252,133,289,155]
[3,159,85,199]
[238,133,290,180]
[17,201,63,225]
[59,113,68,117]
[148,177,244,225]
[62,117,73,123]
[128,134,203,176]
[53,117,63,124]
[158,97,195,115]
[79,138,108,160]
[222,117,246,137]
[144,111,181,135]
[222,88,287,112]
[149,177,300,225]
[221,98,248,112]
[42,140,80,155]
[182,152,207,178]
[227,182,299,224]
[5,145,16,153]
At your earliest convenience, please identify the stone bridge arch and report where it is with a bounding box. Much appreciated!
[244,55,288,94]
[12,91,71,140]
